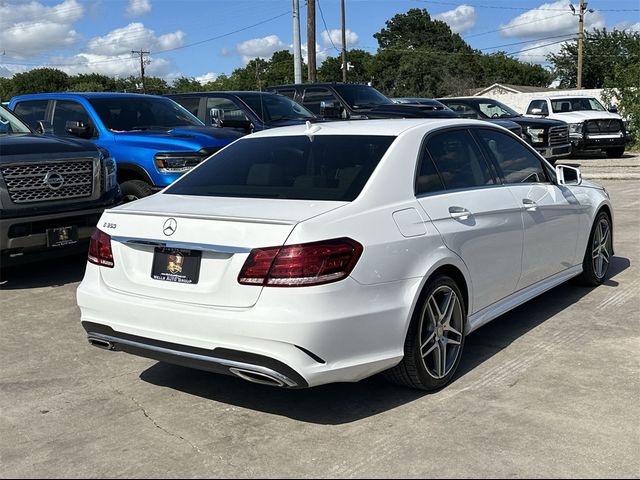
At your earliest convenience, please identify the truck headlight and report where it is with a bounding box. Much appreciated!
[154,152,204,173]
[98,147,118,191]
[569,123,584,135]
[526,127,545,144]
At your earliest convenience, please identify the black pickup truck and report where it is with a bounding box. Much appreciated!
[0,105,121,266]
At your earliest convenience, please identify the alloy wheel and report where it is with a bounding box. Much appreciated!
[592,217,611,279]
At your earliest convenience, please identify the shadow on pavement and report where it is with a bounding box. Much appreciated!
[0,253,87,290]
[140,256,630,425]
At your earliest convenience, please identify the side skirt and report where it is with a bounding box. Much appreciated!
[466,265,583,334]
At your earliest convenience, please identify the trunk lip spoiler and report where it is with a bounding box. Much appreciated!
[108,209,299,226]
[111,235,252,254]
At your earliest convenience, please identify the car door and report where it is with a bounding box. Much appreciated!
[415,128,523,313]
[12,100,51,130]
[51,100,97,138]
[473,127,583,288]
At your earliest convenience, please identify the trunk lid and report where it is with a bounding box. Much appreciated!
[98,193,347,308]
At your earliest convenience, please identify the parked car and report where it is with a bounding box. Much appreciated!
[167,91,316,134]
[0,104,121,266]
[438,97,571,162]
[77,119,613,391]
[8,93,242,201]
[525,96,631,158]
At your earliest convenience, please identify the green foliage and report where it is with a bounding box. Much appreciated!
[11,68,70,95]
[68,73,117,92]
[318,49,375,83]
[548,29,640,89]
[602,61,640,150]
[171,76,207,93]
[478,52,552,87]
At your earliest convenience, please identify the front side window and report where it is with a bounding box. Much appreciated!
[332,85,393,110]
[13,100,48,130]
[442,102,480,119]
[476,128,547,184]
[527,100,549,115]
[206,97,248,124]
[52,100,94,136]
[173,97,201,116]
[425,130,495,190]
[302,88,340,114]
[476,100,519,119]
[166,135,396,202]
[238,94,314,124]
[89,97,202,132]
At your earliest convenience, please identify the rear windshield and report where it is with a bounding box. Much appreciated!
[165,134,396,201]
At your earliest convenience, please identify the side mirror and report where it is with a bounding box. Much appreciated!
[37,120,53,135]
[529,108,547,116]
[607,104,618,114]
[65,120,94,139]
[320,100,342,119]
[556,164,582,186]
[210,108,224,127]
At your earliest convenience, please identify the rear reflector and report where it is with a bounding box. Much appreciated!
[238,238,363,287]
[88,229,114,268]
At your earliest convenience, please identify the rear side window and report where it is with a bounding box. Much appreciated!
[13,101,48,129]
[166,135,396,201]
[173,97,200,116]
[206,97,249,124]
[476,129,547,184]
[425,130,495,190]
[302,88,339,115]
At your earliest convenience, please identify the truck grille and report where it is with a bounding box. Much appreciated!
[585,119,622,134]
[548,125,569,146]
[1,160,94,204]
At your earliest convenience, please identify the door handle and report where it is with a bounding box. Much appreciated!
[449,206,472,220]
[522,198,538,211]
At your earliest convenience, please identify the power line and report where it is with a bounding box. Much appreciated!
[317,0,340,52]
[464,13,570,39]
[412,0,639,12]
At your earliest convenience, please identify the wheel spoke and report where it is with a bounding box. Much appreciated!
[422,339,438,358]
[434,342,443,377]
[442,292,457,327]
[444,337,461,346]
[444,324,462,337]
[439,341,448,377]
[427,296,441,323]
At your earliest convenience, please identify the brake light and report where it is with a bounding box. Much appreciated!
[88,229,114,268]
[238,238,363,287]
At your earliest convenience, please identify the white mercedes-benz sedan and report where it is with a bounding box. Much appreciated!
[77,119,613,391]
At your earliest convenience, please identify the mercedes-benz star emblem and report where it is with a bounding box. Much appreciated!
[43,171,65,190]
[163,218,178,236]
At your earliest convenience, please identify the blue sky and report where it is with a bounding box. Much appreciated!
[0,0,638,82]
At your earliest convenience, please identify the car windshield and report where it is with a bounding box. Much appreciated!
[89,97,203,132]
[237,94,315,123]
[476,100,519,118]
[166,134,396,201]
[0,106,32,134]
[551,97,606,113]
[333,85,393,109]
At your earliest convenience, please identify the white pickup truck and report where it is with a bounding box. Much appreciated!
[525,96,631,158]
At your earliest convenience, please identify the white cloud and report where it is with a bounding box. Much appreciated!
[615,21,640,32]
[500,0,605,38]
[195,72,218,84]
[320,29,359,48]
[435,5,477,34]
[234,35,329,65]
[236,35,288,64]
[87,23,184,56]
[0,0,84,58]
[126,0,151,16]
[47,52,173,78]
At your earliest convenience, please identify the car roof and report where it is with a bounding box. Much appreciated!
[167,91,281,97]
[11,92,167,101]
[247,118,503,138]
[268,82,369,89]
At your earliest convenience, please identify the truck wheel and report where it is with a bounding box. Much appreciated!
[605,147,625,158]
[120,180,154,201]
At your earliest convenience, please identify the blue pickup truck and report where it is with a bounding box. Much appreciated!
[9,93,242,200]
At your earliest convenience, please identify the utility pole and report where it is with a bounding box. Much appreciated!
[341,0,347,82]
[131,49,150,93]
[307,0,317,82]
[293,0,303,84]
[571,0,593,89]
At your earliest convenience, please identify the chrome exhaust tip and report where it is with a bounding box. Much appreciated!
[229,367,287,387]
[88,337,114,350]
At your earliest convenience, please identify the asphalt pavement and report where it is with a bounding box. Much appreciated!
[0,179,638,478]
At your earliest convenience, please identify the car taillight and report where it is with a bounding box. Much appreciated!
[88,229,114,268]
[238,238,363,287]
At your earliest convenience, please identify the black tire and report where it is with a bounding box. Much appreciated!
[384,275,466,391]
[605,147,625,158]
[579,211,612,286]
[120,179,154,201]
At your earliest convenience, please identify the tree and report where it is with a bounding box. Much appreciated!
[171,77,206,93]
[478,52,552,88]
[10,68,69,95]
[68,73,118,92]
[318,49,375,83]
[548,28,640,89]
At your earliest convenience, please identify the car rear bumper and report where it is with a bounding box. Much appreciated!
[77,263,420,388]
